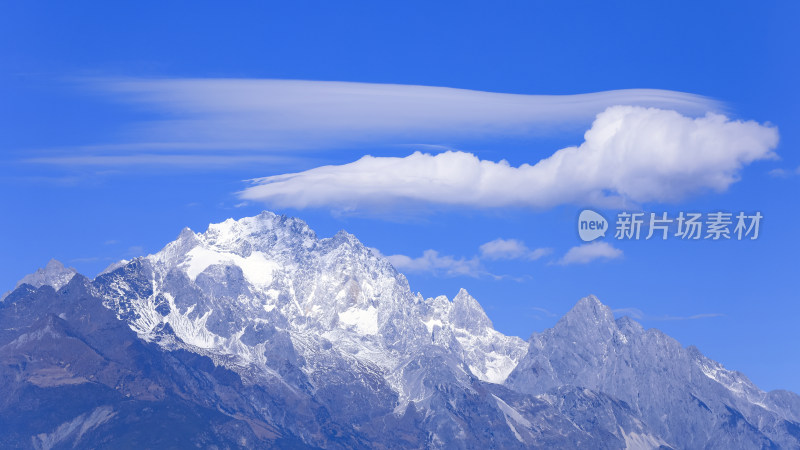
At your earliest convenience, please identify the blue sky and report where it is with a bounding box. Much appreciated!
[2,1,799,392]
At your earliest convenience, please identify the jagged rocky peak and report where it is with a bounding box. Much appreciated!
[174,211,318,255]
[556,294,617,330]
[1,258,78,301]
[506,294,800,450]
[418,289,527,385]
[421,289,493,332]
[566,294,613,317]
[614,314,645,337]
[202,211,317,250]
[21,259,77,289]
[450,288,493,332]
[144,211,328,288]
[330,229,358,243]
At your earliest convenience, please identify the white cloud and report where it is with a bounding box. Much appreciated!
[529,306,559,320]
[556,242,623,265]
[384,250,482,278]
[611,307,646,320]
[240,106,779,211]
[373,237,547,277]
[479,238,551,261]
[86,78,719,153]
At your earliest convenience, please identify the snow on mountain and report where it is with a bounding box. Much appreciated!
[94,211,524,405]
[1,259,77,301]
[422,289,526,384]
[3,211,800,448]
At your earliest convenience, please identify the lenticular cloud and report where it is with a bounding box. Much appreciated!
[239,106,779,211]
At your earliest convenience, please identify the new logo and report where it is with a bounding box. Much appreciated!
[578,210,608,242]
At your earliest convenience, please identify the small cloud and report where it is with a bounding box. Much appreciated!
[234,201,249,208]
[367,247,385,258]
[769,166,800,178]
[104,239,119,245]
[376,237,550,278]
[528,248,553,260]
[529,306,559,320]
[612,307,645,320]
[479,238,552,261]
[660,313,725,321]
[557,242,623,265]
[70,256,103,263]
[613,307,723,321]
[386,250,483,278]
[70,256,117,264]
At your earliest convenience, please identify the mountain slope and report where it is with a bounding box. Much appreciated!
[0,277,657,448]
[506,296,800,449]
[94,212,528,403]
[0,276,312,449]
[1,211,798,448]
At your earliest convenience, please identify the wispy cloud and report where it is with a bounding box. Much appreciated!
[768,166,800,178]
[479,238,551,261]
[382,250,483,278]
[240,106,778,211]
[556,242,623,265]
[69,256,112,264]
[375,237,550,277]
[528,306,559,320]
[613,307,724,321]
[84,78,720,152]
[25,153,296,167]
[380,237,625,276]
[22,79,723,168]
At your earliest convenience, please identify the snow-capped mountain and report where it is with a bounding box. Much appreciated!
[95,212,527,403]
[1,211,798,448]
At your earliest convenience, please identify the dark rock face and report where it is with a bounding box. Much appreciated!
[0,278,648,449]
[0,276,310,449]
[1,212,798,449]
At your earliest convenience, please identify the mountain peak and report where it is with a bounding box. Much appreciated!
[450,288,493,331]
[178,226,196,240]
[556,295,616,330]
[44,258,65,270]
[570,295,612,316]
[204,211,317,246]
[330,229,359,245]
[2,259,78,301]
[615,314,644,336]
